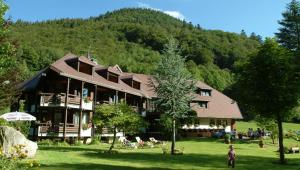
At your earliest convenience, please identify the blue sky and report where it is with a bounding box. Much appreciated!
[5,0,291,38]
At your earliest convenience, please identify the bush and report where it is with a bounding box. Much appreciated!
[0,145,29,170]
[8,121,31,137]
[38,139,54,146]
[0,118,8,126]
[73,140,83,146]
[26,159,40,169]
[284,146,290,154]
[90,137,101,145]
[224,134,231,144]
[54,141,70,147]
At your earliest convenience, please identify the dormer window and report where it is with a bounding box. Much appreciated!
[132,80,141,90]
[96,67,120,83]
[197,88,211,96]
[121,75,141,90]
[66,57,94,76]
[108,72,119,83]
[79,62,93,75]
[198,101,208,108]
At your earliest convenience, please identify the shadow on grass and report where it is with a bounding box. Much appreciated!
[181,137,259,145]
[38,140,300,170]
[38,146,106,152]
[41,151,300,170]
[41,162,175,170]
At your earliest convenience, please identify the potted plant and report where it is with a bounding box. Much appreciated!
[238,133,243,139]
[259,139,264,148]
[82,124,89,130]
[224,134,231,144]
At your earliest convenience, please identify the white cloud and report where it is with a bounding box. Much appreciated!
[137,2,152,9]
[136,2,185,20]
[163,11,185,20]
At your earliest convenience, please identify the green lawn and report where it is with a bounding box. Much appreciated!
[236,121,300,132]
[33,137,300,170]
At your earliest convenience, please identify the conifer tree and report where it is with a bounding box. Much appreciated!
[153,38,195,154]
[276,0,300,52]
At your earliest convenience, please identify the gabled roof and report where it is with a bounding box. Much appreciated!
[22,53,243,119]
[95,66,122,75]
[120,74,142,83]
[50,54,145,97]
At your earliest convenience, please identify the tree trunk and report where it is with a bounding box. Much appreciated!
[277,116,285,164]
[171,118,176,155]
[109,127,117,152]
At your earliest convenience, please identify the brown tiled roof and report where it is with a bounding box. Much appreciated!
[25,53,242,119]
[95,66,122,75]
[120,74,142,83]
[190,90,242,119]
[130,73,242,119]
[50,54,145,97]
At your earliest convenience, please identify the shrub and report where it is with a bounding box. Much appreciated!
[9,121,31,137]
[38,139,54,146]
[90,137,101,145]
[224,134,231,144]
[0,118,8,126]
[283,146,290,154]
[258,139,264,148]
[26,159,40,169]
[73,140,82,146]
[53,141,69,147]
[0,145,29,170]
[82,124,89,130]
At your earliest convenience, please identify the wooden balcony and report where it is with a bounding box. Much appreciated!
[40,93,93,110]
[31,122,92,137]
[38,123,79,133]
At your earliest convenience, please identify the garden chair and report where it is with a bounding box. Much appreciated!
[149,137,160,144]
[135,136,145,147]
[119,136,136,148]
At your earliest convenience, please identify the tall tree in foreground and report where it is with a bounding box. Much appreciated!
[236,39,300,164]
[93,102,146,152]
[276,0,300,52]
[153,39,195,155]
[0,0,21,113]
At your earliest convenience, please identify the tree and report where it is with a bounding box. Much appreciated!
[153,38,195,154]
[249,32,263,44]
[255,116,278,144]
[235,39,300,164]
[276,0,300,52]
[93,102,146,152]
[0,0,21,113]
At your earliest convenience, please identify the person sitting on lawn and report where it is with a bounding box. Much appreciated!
[227,145,236,168]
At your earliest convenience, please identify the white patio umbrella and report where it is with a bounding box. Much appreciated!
[0,111,36,121]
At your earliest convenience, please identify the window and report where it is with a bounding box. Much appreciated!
[196,88,211,96]
[198,101,208,108]
[200,90,211,96]
[108,73,119,83]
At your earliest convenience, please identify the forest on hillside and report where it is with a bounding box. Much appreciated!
[9,8,262,91]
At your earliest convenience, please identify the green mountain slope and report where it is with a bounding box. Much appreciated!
[10,8,260,91]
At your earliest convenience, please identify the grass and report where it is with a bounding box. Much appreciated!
[24,121,300,169]
[236,121,300,133]
[31,138,300,170]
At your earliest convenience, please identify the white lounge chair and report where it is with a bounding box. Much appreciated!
[135,136,145,147]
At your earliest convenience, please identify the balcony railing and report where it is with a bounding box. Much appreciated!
[40,93,80,106]
[37,123,79,133]
[40,93,92,110]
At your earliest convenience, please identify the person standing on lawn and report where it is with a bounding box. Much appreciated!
[227,145,236,168]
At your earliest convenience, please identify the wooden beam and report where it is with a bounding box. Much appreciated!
[78,81,84,139]
[115,91,119,103]
[63,77,70,141]
[124,93,127,103]
[77,61,80,71]
[93,85,97,111]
